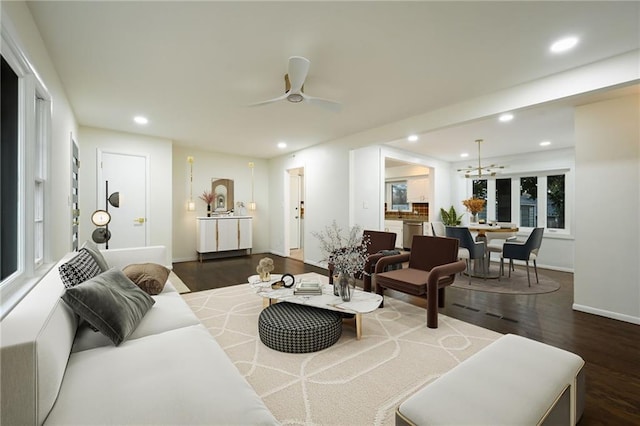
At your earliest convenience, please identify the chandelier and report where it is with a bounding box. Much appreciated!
[457,139,504,178]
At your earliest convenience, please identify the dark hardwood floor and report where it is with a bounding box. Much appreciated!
[173,254,640,425]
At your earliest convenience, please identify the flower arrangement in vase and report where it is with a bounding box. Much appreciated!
[462,197,486,223]
[199,191,216,216]
[313,220,370,301]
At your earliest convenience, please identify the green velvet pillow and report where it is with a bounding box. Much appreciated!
[61,268,155,346]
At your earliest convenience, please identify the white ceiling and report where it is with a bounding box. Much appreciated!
[26,1,640,160]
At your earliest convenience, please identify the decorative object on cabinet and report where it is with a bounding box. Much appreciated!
[256,257,275,281]
[187,156,195,211]
[199,190,215,217]
[440,206,463,226]
[248,162,256,211]
[457,139,505,178]
[211,178,234,212]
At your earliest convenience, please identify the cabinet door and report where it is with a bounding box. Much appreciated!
[196,219,217,253]
[407,177,429,202]
[238,218,252,249]
[217,219,239,251]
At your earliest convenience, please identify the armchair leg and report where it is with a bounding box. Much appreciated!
[427,284,438,328]
[534,260,539,284]
[525,260,531,287]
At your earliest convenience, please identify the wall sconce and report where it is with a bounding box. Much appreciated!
[187,156,196,211]
[248,161,256,211]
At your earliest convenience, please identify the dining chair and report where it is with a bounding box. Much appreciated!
[430,221,446,237]
[500,227,544,286]
[373,235,466,328]
[328,230,397,292]
[485,226,518,268]
[445,226,487,283]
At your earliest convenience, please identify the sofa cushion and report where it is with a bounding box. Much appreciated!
[44,325,279,425]
[123,263,170,295]
[58,248,102,288]
[61,269,155,346]
[80,240,109,272]
[71,283,201,352]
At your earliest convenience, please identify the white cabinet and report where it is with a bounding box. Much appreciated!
[407,177,429,202]
[196,216,252,260]
[384,220,403,249]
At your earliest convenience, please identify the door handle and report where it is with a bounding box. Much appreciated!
[134,217,146,224]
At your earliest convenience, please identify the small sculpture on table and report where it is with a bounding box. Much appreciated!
[257,257,274,282]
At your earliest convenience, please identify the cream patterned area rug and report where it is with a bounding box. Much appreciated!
[183,278,501,426]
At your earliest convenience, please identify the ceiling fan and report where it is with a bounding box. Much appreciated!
[250,56,341,111]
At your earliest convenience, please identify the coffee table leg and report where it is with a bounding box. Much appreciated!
[355,313,362,340]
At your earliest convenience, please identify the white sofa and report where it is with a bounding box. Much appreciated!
[1,246,278,425]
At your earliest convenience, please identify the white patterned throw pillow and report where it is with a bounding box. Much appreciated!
[59,249,102,289]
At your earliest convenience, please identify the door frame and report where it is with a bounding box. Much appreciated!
[96,149,151,247]
[283,165,305,259]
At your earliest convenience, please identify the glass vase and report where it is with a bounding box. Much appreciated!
[336,271,356,302]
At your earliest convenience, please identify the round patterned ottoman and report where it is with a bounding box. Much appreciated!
[258,302,343,353]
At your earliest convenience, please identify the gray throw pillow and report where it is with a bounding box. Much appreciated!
[80,240,109,272]
[58,248,102,289]
[61,268,155,346]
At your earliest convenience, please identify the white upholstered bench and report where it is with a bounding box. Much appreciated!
[396,334,585,426]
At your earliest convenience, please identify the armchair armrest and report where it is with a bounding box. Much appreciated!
[374,253,410,274]
[427,260,467,286]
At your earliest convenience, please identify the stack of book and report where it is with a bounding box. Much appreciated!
[293,280,322,296]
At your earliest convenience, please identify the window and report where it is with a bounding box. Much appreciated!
[390,182,409,211]
[520,177,538,227]
[547,175,565,229]
[472,179,487,221]
[1,30,52,318]
[495,178,511,222]
[1,56,19,280]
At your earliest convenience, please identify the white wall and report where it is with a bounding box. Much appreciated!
[171,145,269,261]
[269,142,351,267]
[350,146,384,230]
[2,1,79,260]
[574,94,640,324]
[78,127,173,262]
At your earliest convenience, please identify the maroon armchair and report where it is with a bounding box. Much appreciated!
[328,230,397,292]
[374,235,466,328]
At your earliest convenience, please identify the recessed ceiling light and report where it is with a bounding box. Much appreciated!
[277,142,287,149]
[407,135,419,142]
[550,36,579,53]
[540,141,552,147]
[498,113,514,122]
[133,116,148,125]
[460,153,469,158]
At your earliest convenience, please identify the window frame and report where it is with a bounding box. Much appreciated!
[1,23,53,319]
[466,168,572,236]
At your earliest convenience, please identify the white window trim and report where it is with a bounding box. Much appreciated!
[1,17,53,319]
[466,168,572,237]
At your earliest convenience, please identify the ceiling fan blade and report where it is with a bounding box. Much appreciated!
[302,94,342,112]
[248,93,288,107]
[287,56,310,93]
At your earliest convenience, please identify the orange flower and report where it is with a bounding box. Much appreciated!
[462,198,485,214]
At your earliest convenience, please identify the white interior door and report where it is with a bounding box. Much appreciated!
[98,151,147,249]
[289,173,300,249]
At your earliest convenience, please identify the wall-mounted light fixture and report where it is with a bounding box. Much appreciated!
[187,156,195,211]
[248,162,256,211]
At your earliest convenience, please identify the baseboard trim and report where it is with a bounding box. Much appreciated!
[572,304,640,325]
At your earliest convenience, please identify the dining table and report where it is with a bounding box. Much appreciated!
[466,224,519,279]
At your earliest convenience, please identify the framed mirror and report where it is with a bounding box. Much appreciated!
[211,178,234,212]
